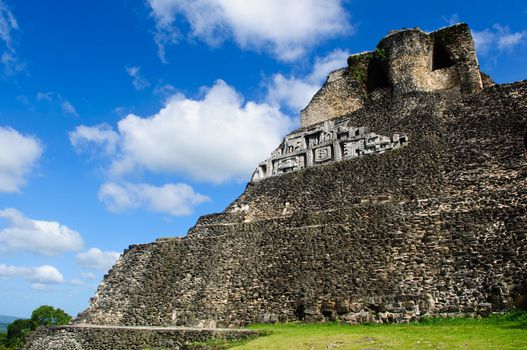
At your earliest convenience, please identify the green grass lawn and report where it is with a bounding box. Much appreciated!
[229,314,527,350]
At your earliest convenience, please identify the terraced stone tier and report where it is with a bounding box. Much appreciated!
[22,325,262,350]
[77,81,527,327]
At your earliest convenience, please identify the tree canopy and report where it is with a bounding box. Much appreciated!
[30,305,71,327]
[0,305,71,349]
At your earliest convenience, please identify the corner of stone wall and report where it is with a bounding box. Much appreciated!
[300,66,366,128]
[372,23,483,95]
[299,23,485,128]
[430,23,483,93]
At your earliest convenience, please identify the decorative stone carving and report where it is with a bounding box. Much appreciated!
[274,155,305,175]
[342,140,363,157]
[314,146,332,163]
[251,117,408,182]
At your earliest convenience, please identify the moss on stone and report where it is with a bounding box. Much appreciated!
[347,53,371,84]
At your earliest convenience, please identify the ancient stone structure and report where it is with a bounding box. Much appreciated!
[23,325,260,350]
[301,23,483,127]
[251,118,408,181]
[24,23,527,349]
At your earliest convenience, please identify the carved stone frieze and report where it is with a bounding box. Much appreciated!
[251,117,408,182]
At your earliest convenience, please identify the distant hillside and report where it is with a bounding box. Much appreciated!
[0,315,20,333]
[0,315,20,324]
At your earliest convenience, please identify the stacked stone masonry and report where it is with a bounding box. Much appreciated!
[76,81,527,328]
[22,325,261,350]
[28,23,527,349]
[300,23,482,127]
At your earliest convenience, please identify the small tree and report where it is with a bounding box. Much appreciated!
[30,305,71,326]
[0,332,8,350]
[2,306,72,348]
[6,319,35,348]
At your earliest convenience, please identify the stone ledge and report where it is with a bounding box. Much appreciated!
[22,324,262,350]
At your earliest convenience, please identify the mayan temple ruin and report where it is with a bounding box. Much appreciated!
[24,23,527,349]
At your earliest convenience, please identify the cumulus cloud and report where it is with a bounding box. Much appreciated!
[36,92,79,117]
[0,208,84,256]
[0,263,64,284]
[72,80,293,183]
[32,265,65,283]
[154,83,177,99]
[0,126,42,193]
[473,24,526,56]
[265,49,349,111]
[265,74,320,113]
[69,124,119,156]
[147,0,351,61]
[76,248,120,271]
[126,66,150,90]
[0,1,23,74]
[99,182,210,216]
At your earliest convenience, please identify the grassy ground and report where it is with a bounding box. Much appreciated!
[228,313,527,350]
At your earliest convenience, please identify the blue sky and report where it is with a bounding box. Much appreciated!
[0,0,525,318]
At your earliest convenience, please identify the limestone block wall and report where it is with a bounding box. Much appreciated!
[380,24,482,94]
[300,23,484,128]
[431,24,483,93]
[77,81,527,328]
[300,68,365,127]
[22,326,260,350]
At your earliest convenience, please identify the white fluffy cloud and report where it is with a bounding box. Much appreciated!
[147,0,351,61]
[0,127,42,193]
[72,80,293,183]
[32,265,65,283]
[266,74,320,113]
[69,123,119,156]
[99,182,210,216]
[265,49,349,111]
[126,66,150,90]
[0,208,84,256]
[76,248,120,271]
[473,24,526,56]
[0,263,64,284]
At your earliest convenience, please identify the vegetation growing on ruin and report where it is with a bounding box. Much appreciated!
[347,54,370,84]
[347,47,387,94]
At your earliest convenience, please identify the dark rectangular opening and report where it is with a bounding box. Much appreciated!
[337,132,349,139]
[432,39,455,71]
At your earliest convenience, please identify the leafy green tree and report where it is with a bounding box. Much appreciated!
[30,305,71,326]
[1,305,72,349]
[6,319,35,348]
[0,332,7,350]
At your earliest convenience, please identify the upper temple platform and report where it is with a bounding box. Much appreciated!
[250,23,494,182]
[300,23,487,128]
